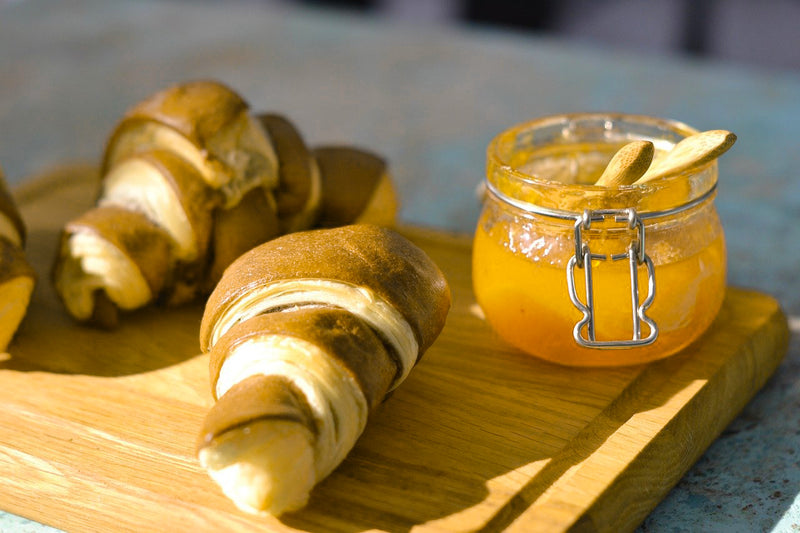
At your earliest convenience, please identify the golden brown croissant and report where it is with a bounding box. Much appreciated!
[196,224,450,516]
[54,81,272,325]
[0,165,35,350]
[53,80,401,327]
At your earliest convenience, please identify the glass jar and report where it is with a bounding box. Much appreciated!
[472,113,727,367]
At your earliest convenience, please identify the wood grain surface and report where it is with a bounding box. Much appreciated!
[0,165,789,533]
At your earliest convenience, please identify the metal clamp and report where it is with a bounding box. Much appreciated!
[566,208,658,349]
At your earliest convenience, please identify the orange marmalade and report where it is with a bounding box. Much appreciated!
[472,114,727,366]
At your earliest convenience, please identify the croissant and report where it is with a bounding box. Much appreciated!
[53,80,400,327]
[0,165,35,350]
[196,224,450,516]
[53,81,270,325]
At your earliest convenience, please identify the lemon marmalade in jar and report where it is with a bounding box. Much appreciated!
[472,114,726,366]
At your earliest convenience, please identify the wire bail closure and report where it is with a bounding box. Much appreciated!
[566,208,658,349]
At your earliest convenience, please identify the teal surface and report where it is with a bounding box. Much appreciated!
[0,1,798,531]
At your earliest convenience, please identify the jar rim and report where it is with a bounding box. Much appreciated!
[486,113,718,213]
[485,177,718,221]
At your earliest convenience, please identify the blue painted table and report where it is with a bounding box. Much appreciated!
[0,0,798,531]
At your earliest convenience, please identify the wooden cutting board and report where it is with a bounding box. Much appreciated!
[0,165,789,533]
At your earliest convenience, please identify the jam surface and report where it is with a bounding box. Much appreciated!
[472,211,726,366]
